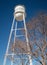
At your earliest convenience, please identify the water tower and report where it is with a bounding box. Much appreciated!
[14,5,26,21]
[3,5,32,65]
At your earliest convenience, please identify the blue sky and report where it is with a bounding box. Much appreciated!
[0,0,47,65]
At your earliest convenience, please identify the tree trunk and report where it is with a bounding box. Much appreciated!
[42,60,46,65]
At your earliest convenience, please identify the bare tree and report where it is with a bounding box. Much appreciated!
[26,12,47,65]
